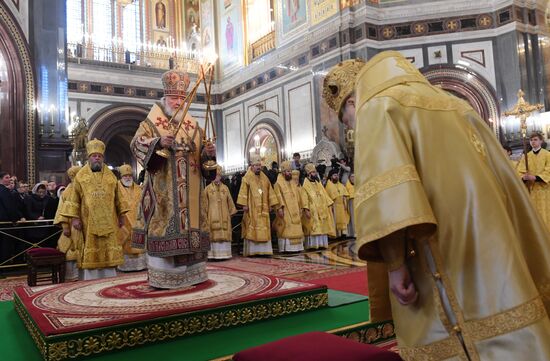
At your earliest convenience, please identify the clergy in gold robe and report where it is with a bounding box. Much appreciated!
[237,156,279,256]
[205,166,237,259]
[54,165,82,281]
[117,164,146,271]
[346,173,355,238]
[131,69,215,289]
[323,51,550,360]
[60,139,128,280]
[325,169,350,237]
[273,161,305,252]
[301,163,335,249]
[517,132,550,230]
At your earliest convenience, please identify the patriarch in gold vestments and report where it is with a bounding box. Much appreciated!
[205,166,237,259]
[323,51,550,360]
[237,156,279,256]
[517,131,550,230]
[60,139,128,280]
[116,164,146,271]
[325,169,350,237]
[301,163,335,249]
[273,161,306,252]
[54,165,82,280]
[131,69,215,289]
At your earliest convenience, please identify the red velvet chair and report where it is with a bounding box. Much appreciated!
[232,331,402,361]
[26,247,66,286]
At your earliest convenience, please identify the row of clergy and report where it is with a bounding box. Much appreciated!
[229,157,356,258]
[52,154,357,279]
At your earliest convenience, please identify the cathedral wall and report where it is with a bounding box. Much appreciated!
[58,0,550,174]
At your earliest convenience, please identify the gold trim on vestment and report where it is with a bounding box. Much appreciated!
[402,238,549,361]
[373,87,467,112]
[355,164,420,208]
[399,335,466,361]
[357,215,436,245]
[399,297,547,361]
[464,296,547,341]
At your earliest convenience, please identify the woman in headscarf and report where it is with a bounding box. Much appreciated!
[25,183,54,247]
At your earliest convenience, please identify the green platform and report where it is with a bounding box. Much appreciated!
[3,295,394,361]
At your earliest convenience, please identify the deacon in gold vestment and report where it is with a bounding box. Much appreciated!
[323,51,550,360]
[301,163,335,249]
[237,156,279,256]
[517,132,550,230]
[205,166,237,259]
[325,169,350,237]
[131,69,215,289]
[54,165,82,281]
[117,164,146,271]
[273,161,306,252]
[60,139,128,280]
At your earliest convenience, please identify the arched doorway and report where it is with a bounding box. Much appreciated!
[0,4,35,181]
[422,65,501,140]
[87,105,149,175]
[245,123,283,167]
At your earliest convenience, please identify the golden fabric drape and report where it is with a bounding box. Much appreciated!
[354,51,550,360]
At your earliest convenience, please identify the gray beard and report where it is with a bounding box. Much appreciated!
[90,162,102,172]
[121,178,133,187]
[161,100,183,122]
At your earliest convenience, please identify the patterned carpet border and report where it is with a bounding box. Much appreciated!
[289,265,368,281]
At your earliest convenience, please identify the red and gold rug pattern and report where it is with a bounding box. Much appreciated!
[0,275,27,301]
[218,257,336,277]
[15,265,325,336]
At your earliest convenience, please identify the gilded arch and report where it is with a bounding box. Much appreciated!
[422,65,501,140]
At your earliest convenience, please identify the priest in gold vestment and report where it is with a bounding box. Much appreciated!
[117,164,146,271]
[205,166,237,259]
[131,69,215,289]
[273,161,305,252]
[237,156,279,256]
[325,169,350,237]
[54,165,82,281]
[302,163,335,249]
[60,139,128,280]
[323,52,550,360]
[517,132,550,230]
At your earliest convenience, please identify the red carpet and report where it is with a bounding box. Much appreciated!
[307,267,368,296]
[14,265,326,336]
